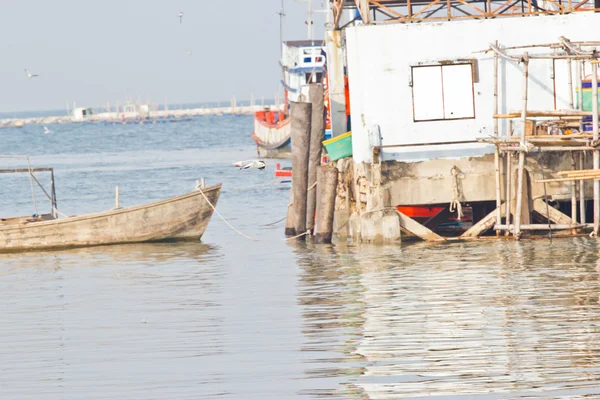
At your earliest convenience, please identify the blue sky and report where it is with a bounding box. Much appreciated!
[0,0,327,112]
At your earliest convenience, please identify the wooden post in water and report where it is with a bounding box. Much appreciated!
[314,165,338,244]
[290,101,312,238]
[307,84,325,233]
[285,190,296,237]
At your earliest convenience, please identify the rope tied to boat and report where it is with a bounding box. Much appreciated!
[197,185,313,242]
[197,186,260,241]
[449,165,465,220]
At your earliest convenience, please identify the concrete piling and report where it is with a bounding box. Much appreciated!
[314,165,338,244]
[307,84,326,233]
[290,101,312,238]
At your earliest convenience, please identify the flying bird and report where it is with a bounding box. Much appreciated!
[234,160,267,170]
[43,126,52,134]
[178,11,184,24]
[24,69,38,79]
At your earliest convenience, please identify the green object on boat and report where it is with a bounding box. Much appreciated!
[322,131,353,161]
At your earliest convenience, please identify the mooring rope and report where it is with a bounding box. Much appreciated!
[198,186,316,242]
[284,230,311,241]
[197,187,260,241]
[449,166,465,220]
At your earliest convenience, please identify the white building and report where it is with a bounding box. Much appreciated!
[345,12,600,163]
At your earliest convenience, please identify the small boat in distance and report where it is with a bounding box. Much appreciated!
[0,164,222,252]
[252,40,327,159]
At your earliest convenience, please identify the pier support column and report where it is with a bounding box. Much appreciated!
[307,84,325,233]
[314,165,338,244]
[290,102,312,239]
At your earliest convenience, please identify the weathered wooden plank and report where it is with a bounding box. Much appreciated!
[533,198,573,225]
[461,205,505,238]
[396,210,446,242]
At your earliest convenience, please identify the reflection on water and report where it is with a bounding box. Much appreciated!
[295,239,600,399]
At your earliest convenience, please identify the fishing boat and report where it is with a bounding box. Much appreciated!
[252,40,327,159]
[0,165,221,252]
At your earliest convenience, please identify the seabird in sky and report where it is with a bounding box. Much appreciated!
[24,69,38,79]
[178,11,184,24]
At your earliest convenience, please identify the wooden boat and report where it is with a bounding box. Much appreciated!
[252,110,292,159]
[0,183,222,252]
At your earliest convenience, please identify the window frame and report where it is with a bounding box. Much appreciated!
[410,62,477,123]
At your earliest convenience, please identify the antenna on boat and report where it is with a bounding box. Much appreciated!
[277,0,285,58]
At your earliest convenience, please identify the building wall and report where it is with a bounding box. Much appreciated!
[345,13,600,163]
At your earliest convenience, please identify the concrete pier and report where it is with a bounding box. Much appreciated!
[0,104,281,128]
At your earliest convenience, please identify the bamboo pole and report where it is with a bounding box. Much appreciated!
[514,53,529,239]
[580,153,586,224]
[494,110,593,118]
[571,153,578,228]
[537,176,600,183]
[558,169,600,176]
[578,60,584,132]
[494,40,502,234]
[495,223,590,230]
[593,62,599,235]
[505,151,512,235]
[577,60,586,224]
[568,58,575,109]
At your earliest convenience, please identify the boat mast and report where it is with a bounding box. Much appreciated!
[277,0,285,58]
[307,0,313,44]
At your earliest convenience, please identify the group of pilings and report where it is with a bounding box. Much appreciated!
[284,84,339,243]
[487,38,600,239]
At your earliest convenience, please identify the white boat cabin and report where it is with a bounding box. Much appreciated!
[281,40,326,103]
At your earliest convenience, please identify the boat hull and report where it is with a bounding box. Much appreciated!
[0,184,221,252]
[252,115,292,159]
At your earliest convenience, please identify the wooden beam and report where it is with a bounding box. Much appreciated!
[533,198,573,225]
[396,210,446,242]
[353,0,372,23]
[461,205,506,238]
[369,0,407,21]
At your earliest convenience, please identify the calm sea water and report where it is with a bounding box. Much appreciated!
[2,117,600,399]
